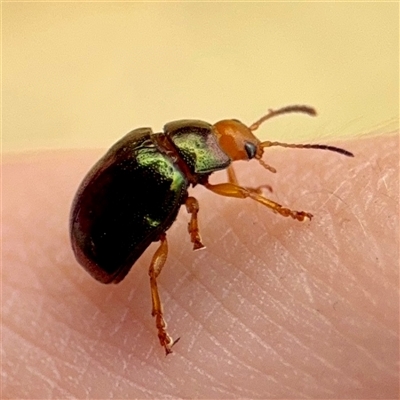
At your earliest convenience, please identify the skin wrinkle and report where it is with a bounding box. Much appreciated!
[15,285,170,396]
[68,277,145,338]
[223,326,321,396]
[341,226,391,310]
[278,216,391,333]
[309,260,397,356]
[336,228,396,326]
[108,307,130,338]
[185,252,341,395]
[24,321,98,395]
[254,292,362,387]
[199,228,369,386]
[169,348,238,399]
[54,287,122,341]
[86,340,178,398]
[5,329,75,398]
[188,247,307,355]
[183,365,239,399]
[311,227,391,329]
[184,319,205,354]
[316,180,349,212]
[169,277,307,398]
[204,333,308,399]
[5,300,53,360]
[315,203,398,379]
[157,280,279,397]
[298,271,314,303]
[24,368,63,399]
[86,363,159,399]
[316,205,346,254]
[352,205,369,241]
[243,225,339,318]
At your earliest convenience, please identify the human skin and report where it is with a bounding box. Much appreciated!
[2,133,398,399]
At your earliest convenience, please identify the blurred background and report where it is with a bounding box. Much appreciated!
[3,2,398,152]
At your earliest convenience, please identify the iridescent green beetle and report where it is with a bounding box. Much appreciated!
[70,105,353,354]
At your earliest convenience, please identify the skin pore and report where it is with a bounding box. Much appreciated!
[2,133,398,399]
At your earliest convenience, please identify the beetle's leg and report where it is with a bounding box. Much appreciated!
[148,234,177,355]
[227,165,239,185]
[185,196,205,250]
[204,181,313,221]
[227,165,273,194]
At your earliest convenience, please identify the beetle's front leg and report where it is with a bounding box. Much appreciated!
[148,234,178,355]
[227,165,273,194]
[204,180,313,222]
[185,196,205,250]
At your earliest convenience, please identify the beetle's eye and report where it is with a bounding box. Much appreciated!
[244,141,257,159]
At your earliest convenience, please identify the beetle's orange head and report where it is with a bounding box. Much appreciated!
[213,119,262,162]
[213,105,353,174]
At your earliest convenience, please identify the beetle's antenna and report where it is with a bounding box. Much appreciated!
[249,105,317,131]
[260,141,354,157]
[250,105,354,158]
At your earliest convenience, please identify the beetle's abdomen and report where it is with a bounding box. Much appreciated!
[70,129,188,284]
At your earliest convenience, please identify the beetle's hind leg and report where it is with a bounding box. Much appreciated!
[185,196,205,250]
[227,165,273,194]
[148,234,178,355]
[204,180,313,221]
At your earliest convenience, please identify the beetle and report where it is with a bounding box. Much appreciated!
[70,105,353,354]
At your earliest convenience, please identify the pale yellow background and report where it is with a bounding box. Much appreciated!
[3,2,399,152]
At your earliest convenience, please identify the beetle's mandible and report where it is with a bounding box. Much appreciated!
[70,105,354,355]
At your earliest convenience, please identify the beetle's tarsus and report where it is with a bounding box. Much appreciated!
[276,207,313,221]
[164,337,181,356]
[245,184,273,195]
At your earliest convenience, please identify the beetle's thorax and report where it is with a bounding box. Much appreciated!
[160,120,232,185]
